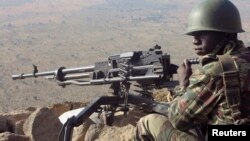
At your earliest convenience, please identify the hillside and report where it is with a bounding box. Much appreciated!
[0,0,250,113]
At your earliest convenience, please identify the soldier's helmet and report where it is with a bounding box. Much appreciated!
[186,0,244,35]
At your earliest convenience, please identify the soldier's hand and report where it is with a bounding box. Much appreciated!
[177,59,192,87]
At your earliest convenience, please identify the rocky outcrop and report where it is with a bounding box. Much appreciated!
[0,101,139,141]
[0,132,29,141]
[22,107,62,141]
[0,102,86,141]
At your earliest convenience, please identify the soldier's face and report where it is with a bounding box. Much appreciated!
[192,31,226,56]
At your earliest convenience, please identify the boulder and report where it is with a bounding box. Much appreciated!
[0,132,29,141]
[23,107,62,141]
[0,110,32,123]
[0,116,13,133]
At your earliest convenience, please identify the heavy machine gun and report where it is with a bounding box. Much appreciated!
[12,45,198,141]
[12,45,178,87]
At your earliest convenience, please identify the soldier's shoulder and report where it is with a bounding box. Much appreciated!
[200,55,222,77]
[189,57,221,85]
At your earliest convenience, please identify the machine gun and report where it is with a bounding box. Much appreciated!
[12,45,198,141]
[12,45,178,86]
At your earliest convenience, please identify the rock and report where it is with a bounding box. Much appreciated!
[0,117,14,133]
[96,124,135,141]
[72,119,95,141]
[0,110,32,124]
[0,132,29,141]
[49,103,72,118]
[25,107,37,112]
[85,124,104,141]
[23,107,62,141]
[15,120,25,135]
[49,101,87,118]
[0,110,33,134]
[0,102,143,141]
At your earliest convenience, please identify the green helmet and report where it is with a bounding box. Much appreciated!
[186,0,244,35]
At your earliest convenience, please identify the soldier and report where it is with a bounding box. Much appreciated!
[135,0,250,141]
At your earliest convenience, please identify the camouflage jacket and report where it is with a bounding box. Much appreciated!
[168,40,250,131]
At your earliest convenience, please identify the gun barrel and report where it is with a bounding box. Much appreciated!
[90,74,161,84]
[12,65,95,80]
[62,65,95,74]
[64,73,91,80]
[61,74,161,86]
[12,70,55,80]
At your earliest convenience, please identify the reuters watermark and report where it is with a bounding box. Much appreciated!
[208,125,250,140]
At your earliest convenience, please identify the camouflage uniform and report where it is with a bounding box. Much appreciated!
[135,39,250,141]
